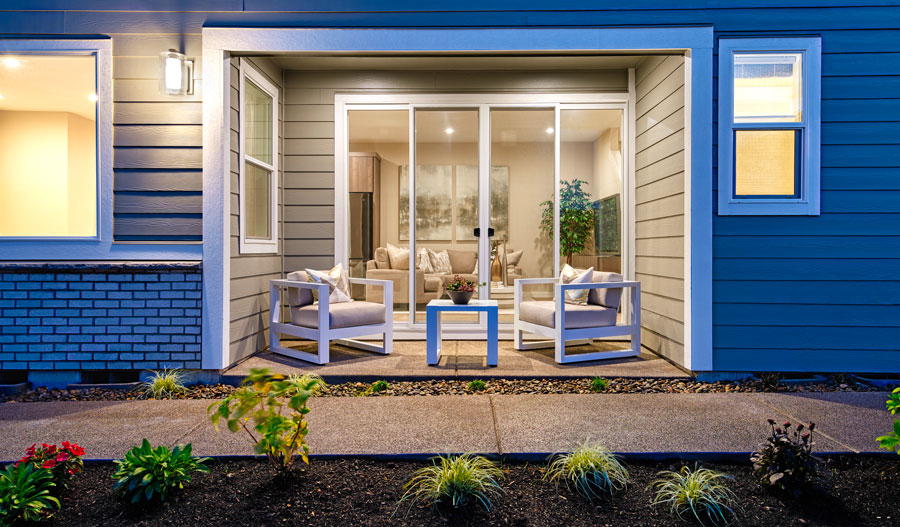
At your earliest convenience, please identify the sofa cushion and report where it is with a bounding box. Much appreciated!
[374,247,391,269]
[424,274,443,292]
[505,249,523,267]
[290,301,385,329]
[518,300,617,329]
[588,271,623,309]
[427,249,452,274]
[416,248,434,273]
[286,271,314,307]
[386,243,410,270]
[448,249,477,275]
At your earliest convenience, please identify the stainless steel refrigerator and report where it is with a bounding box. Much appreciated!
[348,192,373,299]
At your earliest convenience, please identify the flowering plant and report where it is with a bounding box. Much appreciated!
[445,275,483,293]
[750,420,827,495]
[16,442,85,489]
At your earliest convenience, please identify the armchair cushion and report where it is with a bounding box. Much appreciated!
[291,301,386,329]
[588,271,623,309]
[518,300,617,329]
[305,264,352,303]
[285,271,314,307]
[447,249,477,275]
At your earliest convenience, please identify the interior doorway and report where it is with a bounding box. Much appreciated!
[336,94,631,337]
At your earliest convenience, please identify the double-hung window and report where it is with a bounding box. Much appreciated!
[238,60,279,253]
[718,38,821,215]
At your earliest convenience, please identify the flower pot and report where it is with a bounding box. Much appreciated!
[447,290,473,305]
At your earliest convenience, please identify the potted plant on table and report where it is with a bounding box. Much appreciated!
[445,275,484,305]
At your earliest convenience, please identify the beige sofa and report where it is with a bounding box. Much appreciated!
[364,247,479,304]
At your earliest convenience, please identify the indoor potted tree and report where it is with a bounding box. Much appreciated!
[540,179,595,265]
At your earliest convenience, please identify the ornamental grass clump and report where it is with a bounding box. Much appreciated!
[750,420,828,496]
[651,465,738,526]
[544,440,629,501]
[112,439,209,504]
[208,368,325,472]
[397,454,504,515]
[467,379,487,392]
[140,368,187,399]
[589,376,609,392]
[0,462,60,526]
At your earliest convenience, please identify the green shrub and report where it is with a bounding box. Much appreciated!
[589,376,609,392]
[208,368,325,471]
[112,439,209,505]
[140,368,187,399]
[467,380,487,392]
[0,463,60,526]
[360,380,391,396]
[751,420,828,495]
[544,440,629,501]
[398,454,503,514]
[651,465,737,526]
[876,387,900,455]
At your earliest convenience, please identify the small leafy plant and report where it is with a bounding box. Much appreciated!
[445,275,484,293]
[755,372,783,392]
[651,465,738,526]
[0,462,60,525]
[750,420,827,495]
[544,440,629,501]
[467,379,487,392]
[589,376,609,392]
[141,368,187,399]
[397,453,504,514]
[876,387,900,455]
[366,380,390,395]
[208,368,325,471]
[15,442,85,490]
[112,439,209,505]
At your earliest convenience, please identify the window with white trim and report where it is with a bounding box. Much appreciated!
[238,60,279,253]
[718,38,821,215]
[0,53,99,237]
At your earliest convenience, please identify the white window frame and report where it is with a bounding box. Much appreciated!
[718,37,821,216]
[238,59,279,254]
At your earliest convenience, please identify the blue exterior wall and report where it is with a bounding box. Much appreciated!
[0,2,898,374]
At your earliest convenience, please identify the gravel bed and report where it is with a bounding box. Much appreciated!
[1,376,892,403]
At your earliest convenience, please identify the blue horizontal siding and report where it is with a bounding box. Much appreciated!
[714,281,900,305]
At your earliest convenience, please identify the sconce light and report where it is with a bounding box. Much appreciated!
[159,49,193,96]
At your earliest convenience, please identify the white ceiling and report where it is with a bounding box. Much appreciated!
[348,108,621,144]
[272,54,648,71]
[0,55,96,120]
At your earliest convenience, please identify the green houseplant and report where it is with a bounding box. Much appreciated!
[540,179,594,265]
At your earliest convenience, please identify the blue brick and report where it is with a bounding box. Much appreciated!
[68,300,92,308]
[0,283,13,290]
[120,317,145,325]
[28,326,55,334]
[93,353,119,360]
[171,353,196,361]
[52,309,79,317]
[134,292,159,300]
[160,344,184,352]
[54,291,79,299]
[68,335,92,343]
[146,318,171,326]
[80,344,106,352]
[0,318,11,326]
[5,344,26,352]
[80,309,106,317]
[107,361,132,369]
[107,274,134,282]
[0,300,14,308]
[83,275,107,282]
[185,344,200,352]
[80,291,106,299]
[55,274,81,281]
[93,317,120,325]
[2,326,27,335]
[184,309,201,317]
[67,352,94,360]
[68,318,94,326]
[158,361,185,369]
[0,336,14,343]
[119,352,146,360]
[28,362,55,370]
[1,362,27,369]
[134,275,159,282]
[41,282,69,290]
[107,344,132,352]
[3,309,26,317]
[54,327,81,334]
[171,335,195,343]
[159,309,184,317]
[41,300,68,308]
[146,283,172,291]
[120,300,145,308]
[121,335,146,343]
[94,300,120,308]
[15,335,41,343]
[160,326,184,334]
[27,291,54,299]
[41,352,65,360]
[93,335,119,343]
[16,282,40,290]
[28,274,50,281]
[81,326,107,334]
[53,362,82,370]
[133,326,157,334]
[55,344,80,352]
[94,283,120,291]
[185,361,201,369]
[171,300,197,308]
[81,362,107,370]
[15,300,41,308]
[68,283,93,290]
[108,309,134,317]
[146,301,170,308]
[107,327,131,334]
[147,335,171,344]
[0,353,13,360]
[2,291,27,299]
[41,335,67,343]
[107,292,133,300]
[160,291,185,299]
[120,283,145,291]
[133,361,160,370]
[133,309,159,317]
[161,274,185,282]
[15,317,41,325]
[170,282,197,291]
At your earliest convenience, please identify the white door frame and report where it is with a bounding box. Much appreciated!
[334,94,631,338]
[201,26,714,371]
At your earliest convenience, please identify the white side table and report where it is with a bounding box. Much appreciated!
[425,299,498,367]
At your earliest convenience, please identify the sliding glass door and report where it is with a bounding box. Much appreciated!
[339,95,629,335]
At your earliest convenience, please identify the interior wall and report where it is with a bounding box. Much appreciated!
[282,68,628,275]
[0,111,95,237]
[633,55,687,365]
[229,56,284,365]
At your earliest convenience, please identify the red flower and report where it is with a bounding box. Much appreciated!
[41,459,56,469]
[66,443,85,457]
[25,444,36,456]
[56,452,69,462]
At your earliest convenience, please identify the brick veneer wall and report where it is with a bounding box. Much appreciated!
[0,263,202,385]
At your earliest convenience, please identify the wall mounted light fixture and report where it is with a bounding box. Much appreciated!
[159,49,194,96]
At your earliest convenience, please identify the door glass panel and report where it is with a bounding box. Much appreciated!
[244,162,271,239]
[489,109,556,323]
[347,109,409,321]
[413,109,479,324]
[559,109,624,322]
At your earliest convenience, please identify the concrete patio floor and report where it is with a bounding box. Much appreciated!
[226,339,686,381]
[1,392,894,461]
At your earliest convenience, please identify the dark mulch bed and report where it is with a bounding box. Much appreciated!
[48,455,898,527]
[3,376,893,403]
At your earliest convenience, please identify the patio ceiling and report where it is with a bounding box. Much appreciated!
[268,54,648,71]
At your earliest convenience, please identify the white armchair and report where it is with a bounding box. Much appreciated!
[269,271,393,365]
[513,272,640,364]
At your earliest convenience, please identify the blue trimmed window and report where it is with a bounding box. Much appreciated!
[718,38,821,215]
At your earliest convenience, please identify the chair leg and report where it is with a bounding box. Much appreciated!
[383,323,393,355]
[554,334,564,363]
[318,334,330,364]
[514,324,524,350]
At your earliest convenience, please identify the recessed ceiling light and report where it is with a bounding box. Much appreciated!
[88,93,98,102]
[3,57,21,68]
[0,93,4,100]
[444,127,454,135]
[545,127,555,134]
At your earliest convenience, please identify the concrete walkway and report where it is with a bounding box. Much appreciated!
[0,392,893,462]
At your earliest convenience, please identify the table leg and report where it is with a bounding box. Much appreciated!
[487,307,498,366]
[426,307,440,365]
